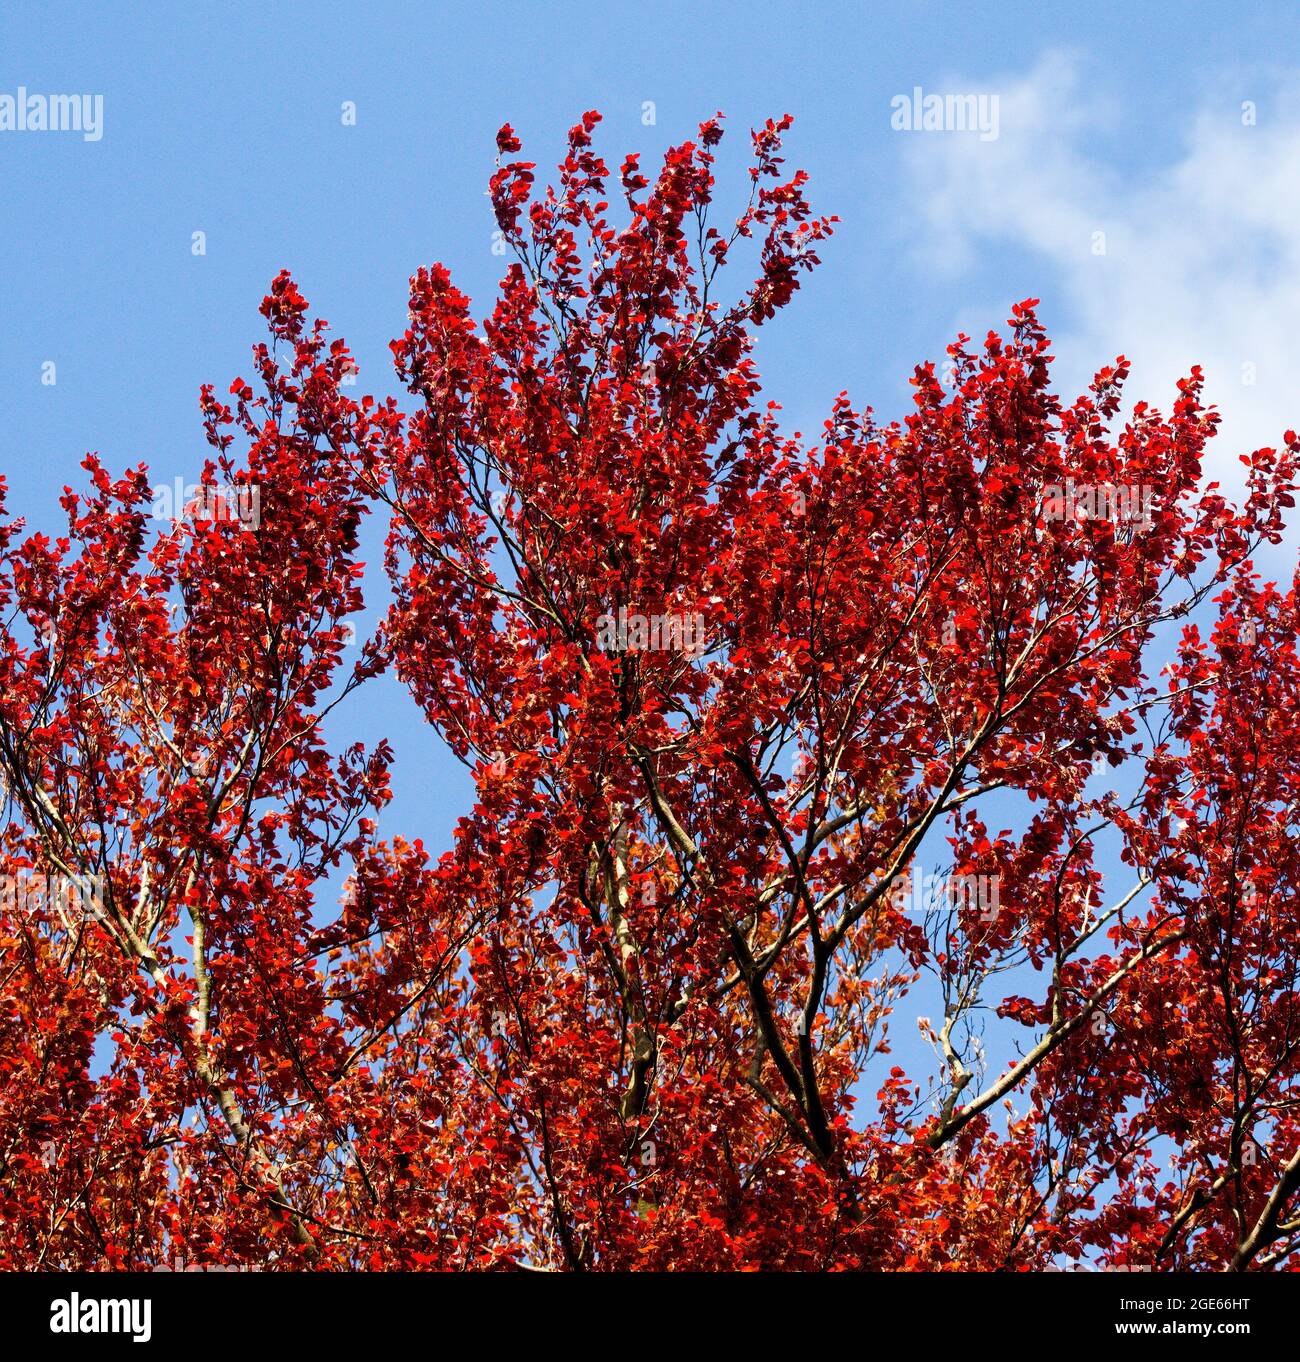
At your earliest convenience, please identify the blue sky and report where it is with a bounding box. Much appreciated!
[5,2,1300,1156]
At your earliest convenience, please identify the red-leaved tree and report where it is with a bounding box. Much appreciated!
[2,112,1300,1271]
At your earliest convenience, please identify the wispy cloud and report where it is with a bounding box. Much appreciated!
[900,52,1300,493]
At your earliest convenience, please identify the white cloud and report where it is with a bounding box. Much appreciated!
[899,52,1300,494]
